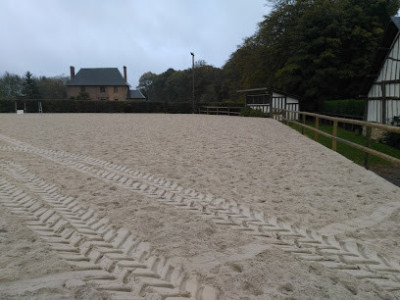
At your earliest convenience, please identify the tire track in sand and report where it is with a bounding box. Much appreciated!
[1,134,400,292]
[0,160,218,300]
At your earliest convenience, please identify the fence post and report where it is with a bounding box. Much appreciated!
[301,113,306,134]
[286,110,289,125]
[332,120,338,151]
[364,126,372,169]
[314,116,319,142]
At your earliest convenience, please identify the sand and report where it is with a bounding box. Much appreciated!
[0,113,399,299]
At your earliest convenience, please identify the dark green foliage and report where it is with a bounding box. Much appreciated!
[381,116,400,149]
[0,72,22,100]
[75,91,91,100]
[239,107,266,117]
[37,76,67,99]
[22,71,41,99]
[137,63,225,104]
[0,99,16,112]
[321,99,365,118]
[0,72,67,100]
[137,71,157,100]
[224,0,400,109]
[0,100,192,114]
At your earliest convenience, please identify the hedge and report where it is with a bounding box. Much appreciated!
[320,99,365,119]
[0,100,193,114]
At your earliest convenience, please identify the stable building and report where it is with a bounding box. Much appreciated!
[364,16,400,124]
[237,87,300,119]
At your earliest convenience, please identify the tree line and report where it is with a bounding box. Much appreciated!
[137,60,227,103]
[138,0,400,110]
[0,71,67,100]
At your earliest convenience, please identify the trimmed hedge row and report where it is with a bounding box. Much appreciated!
[0,100,193,114]
[320,99,365,118]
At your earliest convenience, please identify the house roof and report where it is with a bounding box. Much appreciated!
[128,89,146,99]
[66,68,128,86]
[361,16,400,95]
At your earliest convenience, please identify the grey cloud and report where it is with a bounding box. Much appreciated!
[0,0,269,86]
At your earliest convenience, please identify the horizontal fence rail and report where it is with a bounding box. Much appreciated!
[198,106,243,116]
[282,109,400,169]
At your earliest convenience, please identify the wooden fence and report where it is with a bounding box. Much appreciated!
[282,110,400,169]
[198,106,243,116]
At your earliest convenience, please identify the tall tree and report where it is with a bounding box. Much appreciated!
[22,71,41,99]
[37,76,67,99]
[137,62,224,103]
[137,71,157,100]
[0,72,22,100]
[224,0,400,109]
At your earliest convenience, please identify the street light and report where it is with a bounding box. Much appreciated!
[190,52,195,113]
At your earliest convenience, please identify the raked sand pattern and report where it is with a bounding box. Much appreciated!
[0,113,399,299]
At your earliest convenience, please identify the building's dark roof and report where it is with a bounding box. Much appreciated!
[361,16,400,95]
[127,89,146,99]
[392,15,400,30]
[237,87,269,94]
[237,87,301,100]
[66,68,128,86]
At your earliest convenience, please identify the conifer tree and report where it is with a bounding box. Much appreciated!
[22,71,41,99]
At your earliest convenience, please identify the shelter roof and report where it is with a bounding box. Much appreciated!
[128,89,146,99]
[236,87,269,94]
[237,87,301,100]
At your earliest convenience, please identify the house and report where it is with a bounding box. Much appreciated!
[237,87,300,120]
[66,66,146,101]
[364,16,400,124]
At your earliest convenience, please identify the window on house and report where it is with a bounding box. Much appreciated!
[114,87,118,93]
[100,87,106,93]
[80,86,86,92]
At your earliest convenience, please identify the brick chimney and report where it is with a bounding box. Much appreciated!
[70,66,75,79]
[123,66,127,83]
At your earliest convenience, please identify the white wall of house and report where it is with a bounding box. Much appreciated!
[367,32,400,124]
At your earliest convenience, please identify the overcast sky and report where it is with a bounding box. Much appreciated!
[0,0,270,87]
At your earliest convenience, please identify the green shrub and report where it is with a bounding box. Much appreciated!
[75,91,91,100]
[239,107,266,117]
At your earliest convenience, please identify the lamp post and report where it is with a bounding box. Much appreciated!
[190,52,195,113]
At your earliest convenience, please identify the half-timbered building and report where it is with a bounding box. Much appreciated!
[237,87,300,119]
[365,16,400,124]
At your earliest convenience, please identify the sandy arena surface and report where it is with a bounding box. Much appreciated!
[0,113,399,299]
